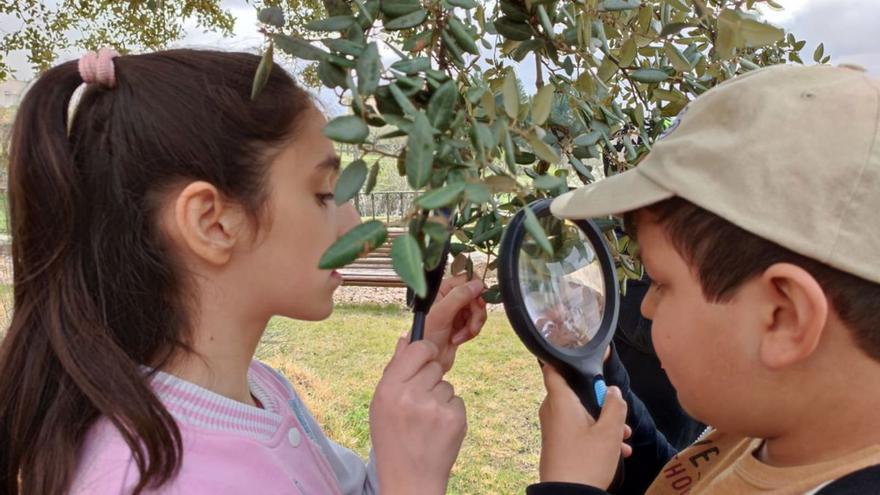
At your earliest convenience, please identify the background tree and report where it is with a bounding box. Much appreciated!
[0,1,235,79]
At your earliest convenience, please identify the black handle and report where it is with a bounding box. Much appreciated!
[567,373,625,494]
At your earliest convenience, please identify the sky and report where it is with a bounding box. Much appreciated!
[2,0,878,112]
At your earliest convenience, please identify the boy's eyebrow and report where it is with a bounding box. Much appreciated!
[315,155,341,172]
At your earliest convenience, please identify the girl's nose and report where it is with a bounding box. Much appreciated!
[336,201,361,237]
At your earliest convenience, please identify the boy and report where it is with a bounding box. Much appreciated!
[528,64,880,494]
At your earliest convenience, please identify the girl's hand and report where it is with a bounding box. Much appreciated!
[538,364,632,489]
[370,338,467,495]
[423,275,487,371]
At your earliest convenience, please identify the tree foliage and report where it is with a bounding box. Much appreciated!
[254,0,828,297]
[0,0,830,299]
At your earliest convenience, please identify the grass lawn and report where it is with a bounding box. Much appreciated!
[256,303,545,494]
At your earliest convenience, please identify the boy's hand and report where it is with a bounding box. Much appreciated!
[422,275,487,371]
[538,364,632,489]
[371,338,466,495]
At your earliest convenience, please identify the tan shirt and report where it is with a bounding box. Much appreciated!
[645,430,880,495]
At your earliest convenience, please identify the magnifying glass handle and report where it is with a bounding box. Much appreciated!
[570,375,626,493]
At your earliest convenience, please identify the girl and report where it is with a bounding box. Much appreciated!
[0,48,487,494]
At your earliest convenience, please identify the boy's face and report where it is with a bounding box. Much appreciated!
[637,212,762,430]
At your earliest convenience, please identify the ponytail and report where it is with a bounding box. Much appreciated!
[0,49,310,494]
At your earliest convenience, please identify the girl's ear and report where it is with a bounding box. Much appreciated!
[757,263,829,369]
[172,181,248,266]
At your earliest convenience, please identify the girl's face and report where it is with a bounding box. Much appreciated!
[243,107,360,321]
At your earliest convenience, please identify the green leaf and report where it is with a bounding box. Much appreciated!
[527,131,560,164]
[532,84,554,126]
[446,17,480,55]
[319,220,388,269]
[523,206,553,256]
[537,5,554,37]
[306,15,357,31]
[739,16,784,47]
[484,175,518,193]
[717,9,783,60]
[405,112,435,189]
[403,30,433,52]
[534,174,564,191]
[356,42,381,95]
[502,71,520,120]
[273,34,327,61]
[324,115,369,144]
[448,0,478,7]
[391,56,431,74]
[381,0,421,17]
[502,127,517,173]
[500,1,529,22]
[481,286,502,304]
[416,183,466,209]
[385,8,428,30]
[318,59,348,88]
[392,234,427,297]
[619,38,638,67]
[598,0,640,11]
[813,43,825,63]
[334,159,368,205]
[364,161,380,194]
[389,83,417,115]
[321,39,365,57]
[258,7,285,27]
[427,80,457,130]
[660,22,693,37]
[664,43,691,72]
[597,57,618,82]
[465,183,491,204]
[423,221,449,242]
[494,17,533,41]
[569,156,594,181]
[573,130,603,147]
[251,43,273,100]
[630,68,670,83]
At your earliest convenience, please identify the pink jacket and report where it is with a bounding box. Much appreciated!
[71,361,379,494]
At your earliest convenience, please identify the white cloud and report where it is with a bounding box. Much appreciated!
[761,0,880,73]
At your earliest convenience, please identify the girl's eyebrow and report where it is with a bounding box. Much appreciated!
[315,155,341,172]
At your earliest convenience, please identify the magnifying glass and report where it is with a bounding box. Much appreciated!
[497,198,624,490]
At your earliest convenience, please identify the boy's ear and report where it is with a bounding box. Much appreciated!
[173,181,248,266]
[757,263,829,369]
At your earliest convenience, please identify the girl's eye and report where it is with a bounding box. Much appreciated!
[316,193,335,206]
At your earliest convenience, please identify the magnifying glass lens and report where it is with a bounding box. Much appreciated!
[518,217,607,351]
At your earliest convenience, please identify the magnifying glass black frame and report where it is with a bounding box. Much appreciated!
[498,198,625,491]
[499,198,620,415]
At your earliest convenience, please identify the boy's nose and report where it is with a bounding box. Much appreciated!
[336,201,361,238]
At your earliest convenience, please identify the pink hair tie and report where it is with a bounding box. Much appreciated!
[78,48,119,88]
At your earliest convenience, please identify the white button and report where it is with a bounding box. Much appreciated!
[288,427,301,447]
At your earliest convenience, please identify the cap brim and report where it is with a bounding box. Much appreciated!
[551,168,674,220]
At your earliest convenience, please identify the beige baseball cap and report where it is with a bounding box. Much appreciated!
[550,64,880,284]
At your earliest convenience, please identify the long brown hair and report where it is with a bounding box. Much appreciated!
[0,49,311,494]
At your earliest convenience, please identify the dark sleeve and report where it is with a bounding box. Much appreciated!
[603,345,678,495]
[526,482,610,495]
